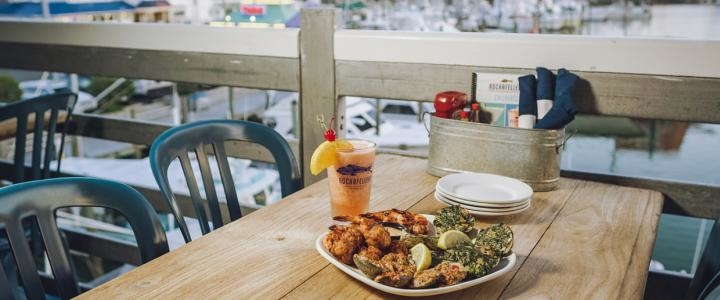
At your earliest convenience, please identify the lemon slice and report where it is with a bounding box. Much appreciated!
[437,230,471,250]
[334,139,353,151]
[310,139,353,175]
[410,243,432,273]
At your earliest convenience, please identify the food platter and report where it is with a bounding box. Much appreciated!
[315,215,517,297]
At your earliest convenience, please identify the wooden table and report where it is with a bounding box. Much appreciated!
[79,154,663,299]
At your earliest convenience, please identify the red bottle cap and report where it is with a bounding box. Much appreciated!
[434,91,468,118]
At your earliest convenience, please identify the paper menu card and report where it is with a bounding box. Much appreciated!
[474,72,521,127]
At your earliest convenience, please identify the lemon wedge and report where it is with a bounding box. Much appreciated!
[334,139,353,151]
[410,243,432,273]
[437,230,471,250]
[310,139,353,175]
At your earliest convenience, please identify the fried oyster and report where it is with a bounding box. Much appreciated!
[476,223,514,256]
[410,262,468,288]
[357,245,383,261]
[410,269,441,289]
[433,205,476,234]
[442,241,500,278]
[433,261,468,286]
[374,253,416,288]
[354,253,416,288]
[400,234,443,266]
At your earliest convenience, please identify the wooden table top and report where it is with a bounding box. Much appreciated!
[79,154,663,299]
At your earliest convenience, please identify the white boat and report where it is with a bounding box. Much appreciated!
[263,96,430,149]
[484,0,583,32]
[582,2,651,22]
[133,79,174,97]
[19,79,98,113]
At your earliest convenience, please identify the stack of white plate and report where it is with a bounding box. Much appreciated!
[435,173,533,216]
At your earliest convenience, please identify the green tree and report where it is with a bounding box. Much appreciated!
[0,75,22,104]
[86,77,134,113]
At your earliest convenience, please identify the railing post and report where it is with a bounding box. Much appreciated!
[227,87,235,120]
[299,8,340,186]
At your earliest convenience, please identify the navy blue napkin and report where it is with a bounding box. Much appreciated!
[518,74,537,116]
[535,68,578,129]
[536,67,555,101]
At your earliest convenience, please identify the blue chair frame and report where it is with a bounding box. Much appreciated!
[686,216,720,300]
[0,92,77,280]
[0,177,169,300]
[149,119,302,243]
[0,92,76,182]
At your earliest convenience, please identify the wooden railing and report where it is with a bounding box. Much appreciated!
[0,9,719,220]
[2,9,720,296]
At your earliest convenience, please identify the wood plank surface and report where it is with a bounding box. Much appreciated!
[79,154,663,300]
[78,155,437,299]
[500,181,663,299]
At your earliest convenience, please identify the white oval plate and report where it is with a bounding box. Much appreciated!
[435,192,530,212]
[436,189,531,209]
[437,173,533,204]
[434,194,531,217]
[315,215,516,297]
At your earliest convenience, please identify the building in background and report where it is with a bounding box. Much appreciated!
[209,0,300,28]
[0,0,172,22]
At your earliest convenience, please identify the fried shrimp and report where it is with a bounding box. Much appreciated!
[333,215,392,250]
[323,225,364,264]
[335,209,430,235]
[362,209,429,235]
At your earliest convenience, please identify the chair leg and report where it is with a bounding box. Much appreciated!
[645,270,691,300]
[1,247,23,299]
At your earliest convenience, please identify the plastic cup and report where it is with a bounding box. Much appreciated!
[327,139,376,217]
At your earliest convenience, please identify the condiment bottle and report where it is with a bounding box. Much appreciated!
[470,103,481,123]
[460,110,469,122]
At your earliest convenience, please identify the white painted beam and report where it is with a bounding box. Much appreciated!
[0,19,299,58]
[335,30,720,78]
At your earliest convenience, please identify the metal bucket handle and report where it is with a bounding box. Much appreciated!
[555,130,576,154]
[422,112,432,135]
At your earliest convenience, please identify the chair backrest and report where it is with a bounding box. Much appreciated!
[149,119,302,243]
[686,216,720,300]
[0,92,76,182]
[0,177,169,300]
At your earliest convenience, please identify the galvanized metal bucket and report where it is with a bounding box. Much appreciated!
[427,115,565,192]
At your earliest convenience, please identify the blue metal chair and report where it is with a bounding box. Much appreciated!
[149,119,302,243]
[686,216,720,300]
[0,92,76,182]
[0,92,77,289]
[0,177,169,300]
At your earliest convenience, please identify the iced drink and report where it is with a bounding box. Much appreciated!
[327,139,376,217]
